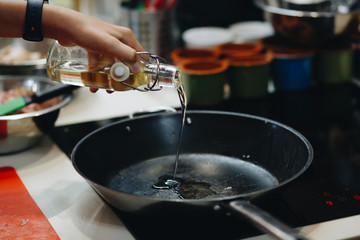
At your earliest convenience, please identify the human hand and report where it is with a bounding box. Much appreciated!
[42,4,143,93]
[43,5,143,69]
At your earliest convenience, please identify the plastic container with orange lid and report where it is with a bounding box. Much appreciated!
[179,59,229,106]
[227,52,273,98]
[270,48,314,91]
[313,43,354,84]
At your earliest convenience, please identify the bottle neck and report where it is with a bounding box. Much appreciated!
[145,63,181,89]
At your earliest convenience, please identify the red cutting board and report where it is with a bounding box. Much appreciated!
[0,166,60,239]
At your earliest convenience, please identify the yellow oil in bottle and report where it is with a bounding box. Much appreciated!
[46,62,149,91]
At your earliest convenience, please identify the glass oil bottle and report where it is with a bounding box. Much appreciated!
[46,41,182,92]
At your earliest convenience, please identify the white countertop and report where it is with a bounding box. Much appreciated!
[1,87,360,240]
[55,86,181,127]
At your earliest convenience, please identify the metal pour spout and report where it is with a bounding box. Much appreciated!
[110,52,180,92]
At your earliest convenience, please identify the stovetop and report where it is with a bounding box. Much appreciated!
[50,81,360,239]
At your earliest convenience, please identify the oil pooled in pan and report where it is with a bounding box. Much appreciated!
[108,154,279,200]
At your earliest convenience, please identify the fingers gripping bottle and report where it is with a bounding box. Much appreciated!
[46,41,181,92]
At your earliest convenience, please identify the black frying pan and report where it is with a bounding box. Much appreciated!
[72,111,313,240]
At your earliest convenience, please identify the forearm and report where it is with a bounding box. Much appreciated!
[42,4,79,44]
[0,1,74,40]
[0,0,143,68]
[0,1,26,37]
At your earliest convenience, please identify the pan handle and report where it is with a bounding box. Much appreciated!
[227,200,308,240]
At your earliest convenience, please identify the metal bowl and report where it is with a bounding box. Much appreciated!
[0,38,53,76]
[0,76,73,154]
[255,0,360,45]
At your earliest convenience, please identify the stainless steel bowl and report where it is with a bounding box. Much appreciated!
[255,0,360,45]
[0,38,53,75]
[0,76,73,154]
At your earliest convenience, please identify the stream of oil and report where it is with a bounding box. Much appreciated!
[150,82,219,200]
[151,82,191,198]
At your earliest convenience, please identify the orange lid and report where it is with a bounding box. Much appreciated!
[179,59,229,75]
[171,48,217,65]
[215,41,263,57]
[228,52,273,66]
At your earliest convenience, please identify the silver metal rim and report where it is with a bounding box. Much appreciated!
[254,0,360,17]
[0,76,73,120]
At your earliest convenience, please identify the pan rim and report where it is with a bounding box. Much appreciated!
[71,110,314,203]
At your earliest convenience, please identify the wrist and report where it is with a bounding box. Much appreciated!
[42,4,77,44]
[22,0,48,41]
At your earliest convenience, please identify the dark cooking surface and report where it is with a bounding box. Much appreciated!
[50,81,360,239]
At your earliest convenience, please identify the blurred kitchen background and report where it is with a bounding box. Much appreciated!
[49,0,265,55]
[50,0,264,36]
[2,0,360,104]
[2,0,360,107]
[47,0,360,79]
